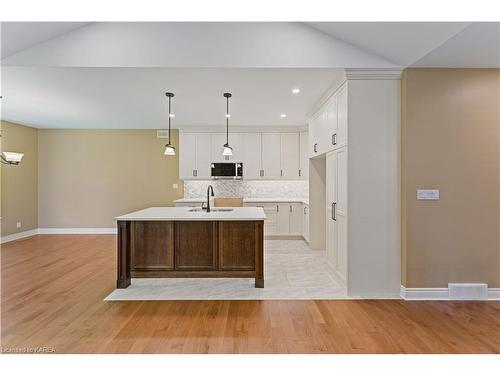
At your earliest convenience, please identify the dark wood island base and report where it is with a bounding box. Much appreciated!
[117,220,264,289]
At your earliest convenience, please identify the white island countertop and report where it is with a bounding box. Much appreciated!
[174,197,309,205]
[115,206,266,221]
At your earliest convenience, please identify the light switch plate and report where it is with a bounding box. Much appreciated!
[417,189,440,200]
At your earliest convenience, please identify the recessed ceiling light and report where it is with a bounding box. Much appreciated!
[280,114,287,118]
[225,114,231,118]
[292,88,300,94]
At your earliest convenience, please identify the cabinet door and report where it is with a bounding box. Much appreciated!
[326,151,337,262]
[276,204,290,234]
[195,133,212,178]
[131,221,174,271]
[228,132,243,162]
[308,113,320,158]
[302,204,310,242]
[325,97,338,153]
[335,147,348,281]
[179,133,197,179]
[289,203,302,235]
[261,133,281,179]
[299,131,309,180]
[280,133,300,179]
[219,221,256,270]
[242,133,262,179]
[211,133,227,163]
[336,85,348,149]
[174,221,217,270]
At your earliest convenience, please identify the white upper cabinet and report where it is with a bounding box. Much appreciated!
[211,132,228,163]
[242,132,262,179]
[211,132,243,163]
[336,85,348,149]
[299,131,309,180]
[309,112,321,157]
[308,81,348,157]
[261,133,281,179]
[179,133,211,179]
[195,133,212,178]
[181,130,306,180]
[179,133,197,179]
[325,96,338,152]
[280,133,299,179]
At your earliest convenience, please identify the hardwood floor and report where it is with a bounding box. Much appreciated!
[1,234,499,354]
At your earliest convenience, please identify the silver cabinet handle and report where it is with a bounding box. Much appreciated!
[289,205,292,212]
[276,205,279,212]
[280,170,283,177]
[314,143,318,153]
[299,169,301,177]
[332,202,337,221]
[332,133,337,145]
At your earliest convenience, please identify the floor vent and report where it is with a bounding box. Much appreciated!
[448,283,488,300]
[157,130,169,138]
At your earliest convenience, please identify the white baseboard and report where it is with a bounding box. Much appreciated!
[0,229,39,244]
[488,288,500,300]
[38,228,117,235]
[400,285,500,301]
[1,227,117,243]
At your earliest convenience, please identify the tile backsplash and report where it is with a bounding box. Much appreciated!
[184,180,308,199]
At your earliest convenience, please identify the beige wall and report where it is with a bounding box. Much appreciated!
[0,121,38,236]
[38,129,182,228]
[401,69,500,288]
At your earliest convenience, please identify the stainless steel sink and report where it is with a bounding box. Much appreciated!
[188,208,234,212]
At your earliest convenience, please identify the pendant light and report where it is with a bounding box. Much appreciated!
[164,92,176,156]
[0,96,24,165]
[222,92,233,156]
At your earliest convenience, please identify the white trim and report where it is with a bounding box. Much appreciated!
[345,69,403,80]
[400,285,500,301]
[0,229,39,244]
[38,228,117,234]
[488,288,500,300]
[179,126,308,133]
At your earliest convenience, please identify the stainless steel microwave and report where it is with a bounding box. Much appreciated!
[210,162,243,179]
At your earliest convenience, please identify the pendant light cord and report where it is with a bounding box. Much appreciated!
[226,95,229,144]
[168,95,172,143]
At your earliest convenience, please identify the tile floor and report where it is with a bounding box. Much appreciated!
[105,239,347,300]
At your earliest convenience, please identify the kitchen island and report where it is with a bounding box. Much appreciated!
[115,207,265,289]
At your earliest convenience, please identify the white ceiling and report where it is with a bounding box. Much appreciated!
[0,22,90,59]
[306,22,471,66]
[0,22,396,68]
[1,67,343,129]
[413,23,500,67]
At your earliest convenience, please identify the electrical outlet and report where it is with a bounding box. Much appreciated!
[16,221,22,228]
[173,183,178,189]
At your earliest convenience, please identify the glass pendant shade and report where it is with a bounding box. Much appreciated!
[222,144,233,156]
[164,144,176,156]
[1,151,24,165]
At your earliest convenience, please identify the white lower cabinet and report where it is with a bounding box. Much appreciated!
[244,202,307,239]
[302,204,309,242]
[276,204,290,234]
[289,203,302,235]
[326,147,347,282]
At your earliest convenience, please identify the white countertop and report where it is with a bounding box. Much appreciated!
[115,206,266,221]
[174,197,309,205]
